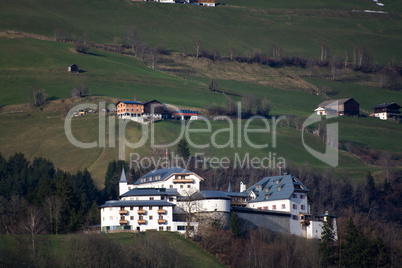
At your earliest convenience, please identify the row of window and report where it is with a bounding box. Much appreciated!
[292,204,305,210]
[118,215,165,221]
[119,205,165,211]
[257,204,305,210]
[292,193,305,199]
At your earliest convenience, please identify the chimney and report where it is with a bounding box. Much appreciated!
[240,182,246,192]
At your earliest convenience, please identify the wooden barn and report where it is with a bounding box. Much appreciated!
[315,98,359,116]
[68,64,78,73]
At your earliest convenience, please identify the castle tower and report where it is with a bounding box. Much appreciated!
[119,167,129,196]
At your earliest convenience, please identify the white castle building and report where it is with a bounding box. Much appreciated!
[100,167,336,239]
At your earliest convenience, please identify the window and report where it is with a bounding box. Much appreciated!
[149,216,153,220]
[150,197,154,200]
[149,206,153,210]
[103,217,105,221]
[277,186,282,191]
[301,205,305,210]
[187,185,191,188]
[170,185,173,188]
[109,216,113,220]
[139,215,143,220]
[159,227,163,231]
[292,194,297,198]
[130,216,134,220]
[167,226,171,231]
[169,197,174,202]
[272,205,277,210]
[109,207,112,211]
[265,194,270,199]
[177,226,186,231]
[159,215,163,219]
[180,185,183,188]
[159,206,163,210]
[281,204,286,209]
[293,204,297,209]
[300,195,305,199]
[139,206,143,210]
[130,207,133,210]
[293,215,298,220]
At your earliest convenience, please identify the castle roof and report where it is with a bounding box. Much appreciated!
[133,166,195,185]
[247,174,308,203]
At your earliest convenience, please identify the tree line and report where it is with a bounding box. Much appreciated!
[0,153,101,236]
[52,27,401,91]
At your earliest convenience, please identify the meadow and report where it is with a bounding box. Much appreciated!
[0,0,401,185]
[0,0,401,63]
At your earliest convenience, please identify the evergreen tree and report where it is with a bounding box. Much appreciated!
[341,217,375,267]
[176,138,190,158]
[104,160,129,200]
[229,212,241,238]
[319,217,336,267]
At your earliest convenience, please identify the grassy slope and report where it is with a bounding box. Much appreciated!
[0,232,225,268]
[0,0,401,63]
[0,38,227,107]
[0,0,401,184]
[0,109,380,185]
[304,77,402,112]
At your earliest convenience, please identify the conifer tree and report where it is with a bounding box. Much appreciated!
[176,138,190,158]
[229,212,241,238]
[319,217,336,267]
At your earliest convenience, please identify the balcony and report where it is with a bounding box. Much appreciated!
[300,219,310,225]
[157,209,166,214]
[137,210,146,214]
[172,179,193,183]
[119,210,128,215]
[138,219,146,224]
[119,220,128,224]
[158,219,166,224]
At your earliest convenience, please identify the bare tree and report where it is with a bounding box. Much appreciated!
[148,48,160,69]
[320,44,330,65]
[53,29,69,42]
[343,50,349,68]
[125,25,140,56]
[258,97,271,117]
[269,43,282,62]
[378,68,389,88]
[306,58,316,77]
[30,85,46,107]
[137,42,149,62]
[177,190,201,238]
[241,93,256,117]
[329,56,337,80]
[71,88,81,98]
[229,47,236,61]
[209,78,218,92]
[113,36,121,53]
[226,97,236,116]
[212,49,220,61]
[193,40,202,58]
[181,46,188,57]
[44,196,63,234]
[24,206,44,259]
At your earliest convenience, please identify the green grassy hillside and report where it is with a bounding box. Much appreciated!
[0,232,225,267]
[0,0,401,185]
[0,109,386,185]
[0,38,225,107]
[0,0,401,63]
